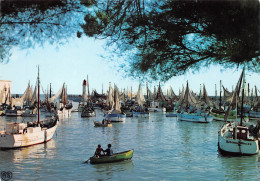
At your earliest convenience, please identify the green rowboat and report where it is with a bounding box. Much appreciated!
[89,149,134,164]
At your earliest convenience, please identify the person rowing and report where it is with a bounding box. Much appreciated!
[94,144,104,158]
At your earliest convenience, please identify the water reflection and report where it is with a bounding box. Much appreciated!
[219,154,260,180]
[92,160,134,180]
[0,140,57,163]
[1,105,260,180]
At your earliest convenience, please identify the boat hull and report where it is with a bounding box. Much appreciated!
[93,121,112,127]
[177,113,213,123]
[81,111,96,117]
[5,110,24,116]
[89,149,134,164]
[218,124,259,155]
[106,113,126,122]
[166,113,177,117]
[132,111,150,118]
[148,107,166,112]
[249,111,260,120]
[57,108,71,118]
[0,121,58,149]
[211,112,249,122]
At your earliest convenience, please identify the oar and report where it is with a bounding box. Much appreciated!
[83,158,90,164]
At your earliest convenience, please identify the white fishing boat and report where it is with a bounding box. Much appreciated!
[105,83,126,122]
[148,101,166,112]
[218,68,260,155]
[49,83,72,118]
[218,122,260,155]
[0,67,59,149]
[132,82,149,118]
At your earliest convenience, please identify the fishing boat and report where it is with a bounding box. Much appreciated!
[218,68,260,155]
[5,106,24,116]
[218,122,260,155]
[177,111,212,123]
[105,83,126,122]
[211,109,249,122]
[21,107,37,117]
[177,82,213,123]
[0,67,59,149]
[148,83,166,112]
[93,120,112,127]
[49,83,72,118]
[121,106,133,117]
[132,82,150,118]
[81,105,95,117]
[88,149,134,164]
[166,113,177,117]
[248,109,260,120]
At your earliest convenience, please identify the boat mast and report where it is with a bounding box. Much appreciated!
[131,86,132,101]
[87,75,90,99]
[146,82,148,103]
[219,80,222,110]
[49,83,52,98]
[158,82,160,107]
[37,66,40,125]
[215,84,217,102]
[240,71,246,126]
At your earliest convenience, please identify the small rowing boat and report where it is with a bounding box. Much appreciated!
[93,121,112,127]
[88,149,134,164]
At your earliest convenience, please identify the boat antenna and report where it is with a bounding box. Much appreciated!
[37,65,40,125]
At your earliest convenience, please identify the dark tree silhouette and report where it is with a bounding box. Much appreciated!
[0,0,86,63]
[81,0,260,81]
[1,0,259,82]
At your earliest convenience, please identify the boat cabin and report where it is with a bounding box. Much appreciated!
[5,123,27,134]
[233,126,249,140]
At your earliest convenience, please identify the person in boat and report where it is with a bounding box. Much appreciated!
[95,144,104,158]
[104,144,113,156]
[102,119,107,125]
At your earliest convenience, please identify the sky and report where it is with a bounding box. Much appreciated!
[0,36,259,96]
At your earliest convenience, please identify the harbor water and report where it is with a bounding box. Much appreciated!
[0,105,259,180]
